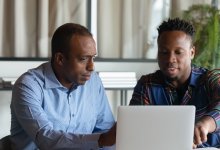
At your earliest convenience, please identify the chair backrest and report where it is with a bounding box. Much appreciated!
[0,135,11,150]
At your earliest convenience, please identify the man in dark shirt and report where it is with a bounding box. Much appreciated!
[130,18,220,148]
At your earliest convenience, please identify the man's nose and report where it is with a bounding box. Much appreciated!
[167,53,176,62]
[87,59,94,71]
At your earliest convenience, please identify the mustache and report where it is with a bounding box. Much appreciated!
[167,63,178,68]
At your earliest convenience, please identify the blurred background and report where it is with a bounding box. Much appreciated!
[1,0,220,138]
[1,0,219,60]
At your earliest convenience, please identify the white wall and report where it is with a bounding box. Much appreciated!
[0,91,11,138]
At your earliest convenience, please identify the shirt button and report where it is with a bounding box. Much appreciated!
[72,114,74,117]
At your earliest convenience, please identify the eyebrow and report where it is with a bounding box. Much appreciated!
[80,54,97,57]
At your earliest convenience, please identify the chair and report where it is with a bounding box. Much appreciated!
[0,135,11,150]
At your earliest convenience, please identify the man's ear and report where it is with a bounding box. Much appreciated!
[54,52,64,66]
[190,46,195,59]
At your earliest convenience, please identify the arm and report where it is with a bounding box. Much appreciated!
[98,123,116,147]
[193,69,220,147]
[93,74,116,147]
[129,76,150,105]
[194,116,216,148]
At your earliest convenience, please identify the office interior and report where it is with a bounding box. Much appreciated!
[0,0,218,139]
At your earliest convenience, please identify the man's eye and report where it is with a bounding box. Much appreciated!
[175,50,184,55]
[159,51,168,55]
[80,57,88,61]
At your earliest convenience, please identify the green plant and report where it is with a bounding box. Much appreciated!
[183,4,220,69]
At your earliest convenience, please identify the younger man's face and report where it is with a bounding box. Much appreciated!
[157,31,195,84]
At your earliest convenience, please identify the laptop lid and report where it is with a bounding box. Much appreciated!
[116,106,195,150]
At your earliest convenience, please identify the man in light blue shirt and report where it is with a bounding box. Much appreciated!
[10,23,116,150]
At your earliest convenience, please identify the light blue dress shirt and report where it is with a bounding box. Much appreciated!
[10,62,115,150]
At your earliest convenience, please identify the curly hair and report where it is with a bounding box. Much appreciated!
[157,18,195,40]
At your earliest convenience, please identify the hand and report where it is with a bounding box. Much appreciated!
[192,143,197,149]
[193,116,216,148]
[98,123,117,147]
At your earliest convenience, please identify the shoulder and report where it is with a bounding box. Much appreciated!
[206,69,220,77]
[13,63,47,89]
[192,65,220,86]
[138,70,165,85]
[206,69,220,84]
[12,64,48,103]
[191,65,208,75]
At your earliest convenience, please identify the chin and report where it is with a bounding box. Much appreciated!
[166,75,179,81]
[77,80,87,85]
[163,70,178,78]
[163,72,176,79]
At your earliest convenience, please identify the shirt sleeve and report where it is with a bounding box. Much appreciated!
[11,76,103,150]
[205,69,220,131]
[129,76,150,105]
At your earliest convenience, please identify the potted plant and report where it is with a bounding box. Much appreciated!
[183,4,220,69]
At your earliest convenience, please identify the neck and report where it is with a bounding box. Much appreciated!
[167,75,191,89]
[51,62,73,89]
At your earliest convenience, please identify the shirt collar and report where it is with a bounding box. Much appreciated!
[189,65,208,87]
[157,65,208,88]
[44,62,63,89]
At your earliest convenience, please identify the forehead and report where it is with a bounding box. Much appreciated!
[69,35,96,56]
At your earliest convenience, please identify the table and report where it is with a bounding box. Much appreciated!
[195,148,219,150]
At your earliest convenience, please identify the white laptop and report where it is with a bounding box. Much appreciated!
[116,106,195,150]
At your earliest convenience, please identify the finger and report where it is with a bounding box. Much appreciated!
[200,128,208,143]
[195,124,208,143]
[194,127,202,145]
[199,124,209,143]
[192,143,197,149]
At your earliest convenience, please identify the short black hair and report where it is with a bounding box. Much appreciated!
[157,18,195,40]
[51,23,92,62]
